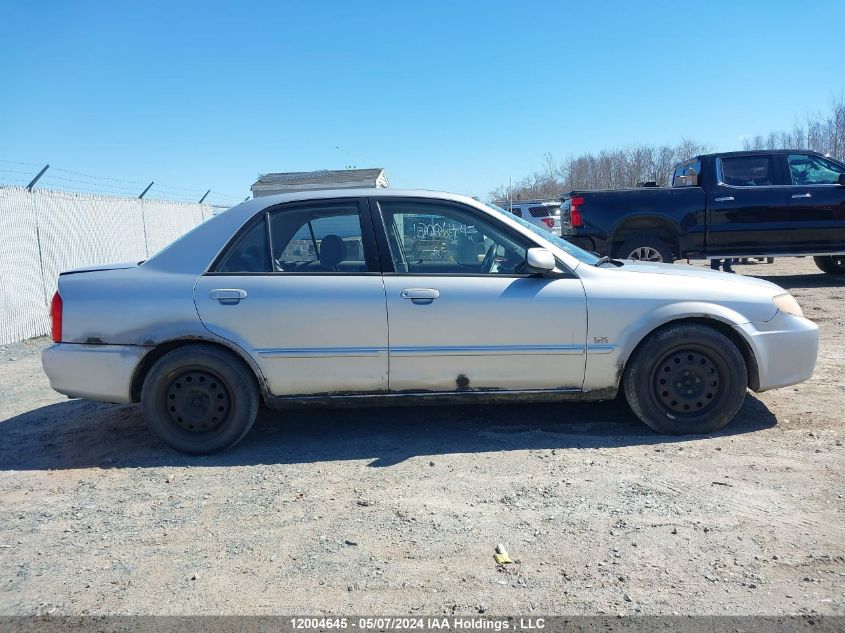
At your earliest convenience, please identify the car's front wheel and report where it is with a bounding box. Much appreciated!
[623,324,748,435]
[814,255,845,275]
[141,344,259,454]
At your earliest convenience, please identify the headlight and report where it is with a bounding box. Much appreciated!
[773,293,803,317]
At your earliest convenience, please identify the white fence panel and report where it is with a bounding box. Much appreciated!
[143,199,210,256]
[0,188,48,343]
[36,190,148,293]
[0,187,215,345]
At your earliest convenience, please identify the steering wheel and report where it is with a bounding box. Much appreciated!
[480,244,497,273]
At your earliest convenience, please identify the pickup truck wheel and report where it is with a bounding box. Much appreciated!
[615,237,673,263]
[141,344,259,454]
[623,324,747,435]
[814,256,845,274]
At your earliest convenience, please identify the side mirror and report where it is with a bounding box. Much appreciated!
[838,173,845,186]
[525,248,555,273]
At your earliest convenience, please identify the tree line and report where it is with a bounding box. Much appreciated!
[491,96,845,202]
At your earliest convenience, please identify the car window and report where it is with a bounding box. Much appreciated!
[378,200,528,275]
[787,154,844,185]
[216,216,272,273]
[269,203,371,273]
[528,205,554,218]
[719,156,774,186]
[672,160,701,187]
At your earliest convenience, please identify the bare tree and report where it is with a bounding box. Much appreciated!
[494,97,844,201]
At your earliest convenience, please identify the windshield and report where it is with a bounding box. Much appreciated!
[482,202,600,265]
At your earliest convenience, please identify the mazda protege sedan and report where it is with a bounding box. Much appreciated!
[42,190,819,454]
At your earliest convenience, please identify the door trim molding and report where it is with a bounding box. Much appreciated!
[255,343,614,358]
[257,347,388,358]
[390,344,587,357]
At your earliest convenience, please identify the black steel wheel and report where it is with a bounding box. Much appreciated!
[141,344,259,454]
[623,324,748,435]
[651,346,723,417]
[164,369,232,433]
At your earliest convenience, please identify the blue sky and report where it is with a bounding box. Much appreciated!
[1,0,842,204]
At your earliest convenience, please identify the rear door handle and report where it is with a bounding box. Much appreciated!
[791,193,812,199]
[401,288,440,304]
[209,288,247,304]
[714,196,734,202]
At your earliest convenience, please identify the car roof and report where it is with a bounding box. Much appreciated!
[696,149,825,160]
[141,189,495,275]
[248,187,472,205]
[142,187,586,276]
[500,199,561,206]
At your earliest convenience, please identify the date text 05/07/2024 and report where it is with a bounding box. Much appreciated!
[289,617,546,631]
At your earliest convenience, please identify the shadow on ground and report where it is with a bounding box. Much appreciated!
[0,394,777,471]
[754,273,844,290]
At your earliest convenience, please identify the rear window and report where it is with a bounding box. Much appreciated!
[719,156,774,187]
[527,205,559,218]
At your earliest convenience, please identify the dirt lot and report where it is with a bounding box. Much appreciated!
[0,257,842,616]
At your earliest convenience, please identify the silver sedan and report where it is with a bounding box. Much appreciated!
[42,190,819,453]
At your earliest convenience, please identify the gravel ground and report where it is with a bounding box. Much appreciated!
[0,257,842,616]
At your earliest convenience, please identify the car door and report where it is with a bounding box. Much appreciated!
[781,153,845,253]
[194,198,389,396]
[707,154,791,256]
[372,197,587,393]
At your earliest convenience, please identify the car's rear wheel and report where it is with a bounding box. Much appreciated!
[623,324,747,435]
[814,255,845,275]
[615,236,674,263]
[141,344,259,454]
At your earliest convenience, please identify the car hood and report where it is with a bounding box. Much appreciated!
[614,261,785,293]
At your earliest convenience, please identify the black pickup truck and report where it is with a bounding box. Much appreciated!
[560,149,845,274]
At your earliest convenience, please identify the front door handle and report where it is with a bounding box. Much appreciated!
[209,288,247,304]
[401,288,440,304]
[791,193,812,199]
[714,196,734,202]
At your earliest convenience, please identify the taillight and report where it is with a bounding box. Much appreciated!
[51,291,62,343]
[541,218,555,228]
[570,196,585,228]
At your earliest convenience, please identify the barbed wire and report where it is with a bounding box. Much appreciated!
[0,167,38,176]
[0,158,249,203]
[0,158,43,167]
[48,165,150,185]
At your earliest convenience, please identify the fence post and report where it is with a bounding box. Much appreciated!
[29,190,50,309]
[138,182,154,199]
[26,164,50,190]
[140,198,150,258]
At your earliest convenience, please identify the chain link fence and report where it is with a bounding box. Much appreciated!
[0,187,214,345]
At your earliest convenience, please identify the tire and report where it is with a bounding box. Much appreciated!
[141,344,260,454]
[623,324,748,435]
[615,236,674,263]
[813,255,845,275]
